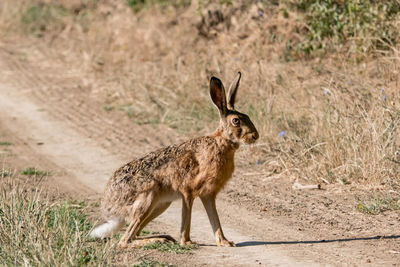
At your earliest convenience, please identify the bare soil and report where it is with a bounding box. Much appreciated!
[1,39,400,266]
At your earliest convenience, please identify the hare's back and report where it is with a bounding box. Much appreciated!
[105,142,195,192]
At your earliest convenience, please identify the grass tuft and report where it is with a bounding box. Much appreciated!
[0,142,12,146]
[21,2,68,36]
[0,167,12,178]
[356,195,400,214]
[141,242,197,254]
[127,0,191,13]
[21,167,47,176]
[140,230,160,236]
[0,176,116,266]
[102,105,115,112]
[134,259,173,267]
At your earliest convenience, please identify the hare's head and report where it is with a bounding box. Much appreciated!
[210,72,259,145]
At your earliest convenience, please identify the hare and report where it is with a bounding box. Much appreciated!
[90,72,259,247]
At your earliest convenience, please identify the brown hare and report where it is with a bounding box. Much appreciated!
[90,72,259,247]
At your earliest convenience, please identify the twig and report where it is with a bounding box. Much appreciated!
[292,182,321,190]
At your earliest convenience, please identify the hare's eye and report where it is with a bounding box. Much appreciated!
[232,118,240,126]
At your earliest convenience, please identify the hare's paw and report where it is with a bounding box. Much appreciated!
[117,240,129,249]
[217,239,235,247]
[180,239,197,246]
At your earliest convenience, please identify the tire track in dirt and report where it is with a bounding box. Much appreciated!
[0,47,178,160]
[0,56,310,267]
[0,85,120,193]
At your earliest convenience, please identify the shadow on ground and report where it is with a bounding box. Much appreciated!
[235,235,400,247]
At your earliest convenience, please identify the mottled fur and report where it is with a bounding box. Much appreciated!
[91,72,259,247]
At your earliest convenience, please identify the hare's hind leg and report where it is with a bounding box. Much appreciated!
[137,201,172,235]
[133,201,176,246]
[118,192,158,248]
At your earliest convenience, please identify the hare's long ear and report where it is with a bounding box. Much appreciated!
[227,72,241,110]
[210,76,227,116]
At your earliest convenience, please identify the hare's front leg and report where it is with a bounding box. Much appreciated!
[200,195,235,247]
[180,194,194,245]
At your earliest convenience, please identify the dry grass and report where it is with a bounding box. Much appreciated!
[0,162,180,265]
[0,170,116,266]
[1,0,400,190]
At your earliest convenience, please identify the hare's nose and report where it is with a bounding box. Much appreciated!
[251,132,259,141]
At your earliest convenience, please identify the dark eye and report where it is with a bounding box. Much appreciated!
[232,118,240,126]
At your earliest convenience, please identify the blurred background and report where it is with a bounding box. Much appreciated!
[1,0,400,191]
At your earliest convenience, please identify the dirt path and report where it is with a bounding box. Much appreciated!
[1,44,399,266]
[0,55,309,267]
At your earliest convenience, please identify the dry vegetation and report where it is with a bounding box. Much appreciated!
[1,0,400,264]
[1,0,400,187]
[0,169,192,266]
[0,171,116,266]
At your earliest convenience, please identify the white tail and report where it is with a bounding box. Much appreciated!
[89,218,125,238]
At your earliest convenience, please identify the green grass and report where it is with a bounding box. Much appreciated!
[140,230,161,236]
[134,259,173,267]
[21,167,47,176]
[0,178,116,266]
[22,2,68,35]
[356,195,400,214]
[19,1,97,37]
[45,200,92,233]
[102,105,115,112]
[0,141,12,146]
[293,0,400,57]
[127,0,191,13]
[141,242,197,254]
[0,168,11,178]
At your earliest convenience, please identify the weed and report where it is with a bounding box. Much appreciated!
[295,0,400,56]
[140,230,160,236]
[102,105,115,112]
[127,0,146,12]
[142,242,197,254]
[337,178,351,185]
[127,0,191,13]
[134,259,173,267]
[21,167,47,176]
[0,141,12,146]
[356,196,400,214]
[22,3,67,35]
[0,168,11,178]
[45,201,92,234]
[220,0,233,6]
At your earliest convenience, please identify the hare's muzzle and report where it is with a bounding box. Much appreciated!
[244,132,259,144]
[252,132,259,141]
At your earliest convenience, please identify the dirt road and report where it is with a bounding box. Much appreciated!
[1,44,399,266]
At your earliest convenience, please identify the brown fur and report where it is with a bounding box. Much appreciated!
[96,72,259,247]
